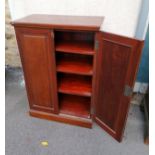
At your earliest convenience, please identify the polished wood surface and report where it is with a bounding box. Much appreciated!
[56,41,94,55]
[94,32,144,142]
[59,94,90,118]
[12,15,144,142]
[15,28,58,113]
[58,74,92,97]
[55,31,94,41]
[11,14,104,31]
[56,53,93,75]
[55,31,95,55]
[30,110,92,128]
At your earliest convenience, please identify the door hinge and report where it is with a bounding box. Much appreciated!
[124,85,133,97]
[95,40,99,50]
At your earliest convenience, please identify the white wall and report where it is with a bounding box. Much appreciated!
[8,0,142,38]
[135,0,149,39]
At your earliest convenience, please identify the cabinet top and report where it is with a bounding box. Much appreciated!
[11,14,104,31]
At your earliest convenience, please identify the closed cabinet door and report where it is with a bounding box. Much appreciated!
[94,32,144,142]
[15,28,58,113]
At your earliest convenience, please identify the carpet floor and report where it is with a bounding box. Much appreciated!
[5,68,149,155]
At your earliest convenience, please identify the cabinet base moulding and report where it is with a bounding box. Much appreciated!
[29,110,92,128]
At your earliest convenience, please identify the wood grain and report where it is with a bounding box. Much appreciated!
[56,41,94,55]
[30,109,92,128]
[11,14,104,31]
[58,74,92,97]
[12,15,144,142]
[56,53,93,75]
[59,94,91,118]
[15,27,58,113]
[94,32,144,142]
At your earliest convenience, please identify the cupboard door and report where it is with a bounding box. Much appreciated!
[94,32,144,142]
[15,28,58,113]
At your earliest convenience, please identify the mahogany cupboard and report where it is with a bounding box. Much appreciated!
[11,14,144,142]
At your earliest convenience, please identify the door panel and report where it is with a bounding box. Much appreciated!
[15,28,58,113]
[94,32,144,141]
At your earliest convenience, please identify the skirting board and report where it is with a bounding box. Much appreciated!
[133,82,148,94]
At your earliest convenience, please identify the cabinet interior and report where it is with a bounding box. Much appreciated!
[56,52,93,75]
[59,94,91,118]
[55,30,94,119]
[57,73,92,97]
[55,31,95,55]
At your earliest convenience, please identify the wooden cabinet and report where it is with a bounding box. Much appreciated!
[12,15,144,142]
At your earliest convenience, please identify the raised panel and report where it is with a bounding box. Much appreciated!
[96,39,130,130]
[94,32,144,141]
[15,28,58,113]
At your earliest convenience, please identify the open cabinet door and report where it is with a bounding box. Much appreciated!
[94,32,144,142]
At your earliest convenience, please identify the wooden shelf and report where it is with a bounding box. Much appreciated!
[58,74,92,97]
[55,41,94,55]
[59,94,91,118]
[56,31,94,121]
[56,53,93,75]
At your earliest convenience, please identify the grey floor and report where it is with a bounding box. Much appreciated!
[5,68,149,155]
